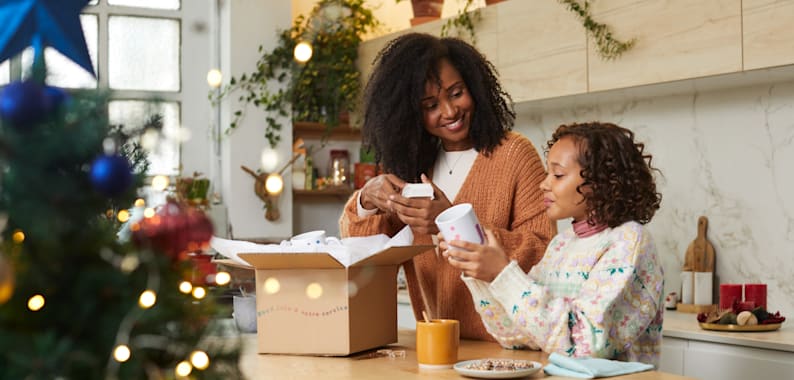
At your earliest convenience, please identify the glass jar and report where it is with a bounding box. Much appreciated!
[328,149,351,187]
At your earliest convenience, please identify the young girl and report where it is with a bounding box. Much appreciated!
[441,122,664,366]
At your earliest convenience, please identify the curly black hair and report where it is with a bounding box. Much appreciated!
[361,33,515,181]
[546,122,662,227]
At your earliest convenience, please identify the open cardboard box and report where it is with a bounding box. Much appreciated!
[239,245,431,356]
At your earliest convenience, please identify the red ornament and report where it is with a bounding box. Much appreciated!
[132,200,214,261]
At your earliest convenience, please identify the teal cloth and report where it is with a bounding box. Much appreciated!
[543,353,654,379]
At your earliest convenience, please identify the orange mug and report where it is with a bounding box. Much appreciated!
[416,319,459,369]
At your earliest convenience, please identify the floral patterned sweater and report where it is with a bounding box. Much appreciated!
[462,221,664,366]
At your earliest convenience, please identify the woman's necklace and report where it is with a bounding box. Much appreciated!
[442,151,466,175]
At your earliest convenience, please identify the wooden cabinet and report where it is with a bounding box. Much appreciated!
[743,0,794,70]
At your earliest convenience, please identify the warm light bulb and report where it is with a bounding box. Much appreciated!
[151,175,169,191]
[206,69,223,88]
[293,41,313,63]
[264,278,280,294]
[114,345,131,362]
[265,173,284,195]
[120,255,140,273]
[143,208,156,218]
[260,148,279,173]
[139,290,157,308]
[306,283,323,299]
[192,287,206,299]
[190,350,210,370]
[134,198,146,207]
[175,361,192,377]
[28,294,45,311]
[179,281,193,294]
[117,209,130,223]
[215,271,231,286]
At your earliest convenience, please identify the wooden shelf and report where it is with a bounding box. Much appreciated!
[293,121,361,141]
[293,187,355,200]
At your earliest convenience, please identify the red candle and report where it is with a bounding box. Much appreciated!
[744,283,767,309]
[719,283,742,310]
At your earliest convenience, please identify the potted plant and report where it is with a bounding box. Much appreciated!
[211,0,380,148]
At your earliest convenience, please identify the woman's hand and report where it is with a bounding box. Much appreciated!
[388,174,451,235]
[442,229,510,282]
[359,174,405,213]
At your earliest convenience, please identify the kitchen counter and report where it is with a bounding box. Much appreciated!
[662,310,793,352]
[238,330,694,379]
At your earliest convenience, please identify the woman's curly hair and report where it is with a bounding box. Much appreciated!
[546,122,662,227]
[362,33,515,181]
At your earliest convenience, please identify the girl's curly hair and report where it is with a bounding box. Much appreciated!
[546,122,662,227]
[362,33,515,181]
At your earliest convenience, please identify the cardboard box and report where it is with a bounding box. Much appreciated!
[239,245,430,356]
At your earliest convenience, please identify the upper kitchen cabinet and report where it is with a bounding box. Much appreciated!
[496,1,587,102]
[743,0,794,70]
[587,0,742,92]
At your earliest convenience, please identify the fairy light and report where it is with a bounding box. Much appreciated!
[190,350,210,370]
[192,287,206,299]
[179,281,193,294]
[214,271,231,286]
[143,208,156,218]
[120,255,140,273]
[306,283,323,299]
[294,41,313,63]
[139,290,157,308]
[12,230,25,244]
[113,345,131,362]
[264,277,280,294]
[206,69,222,88]
[151,175,169,191]
[175,361,192,377]
[134,198,146,207]
[117,209,130,223]
[28,294,45,311]
[105,209,115,218]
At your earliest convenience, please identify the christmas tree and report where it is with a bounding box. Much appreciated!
[0,1,241,378]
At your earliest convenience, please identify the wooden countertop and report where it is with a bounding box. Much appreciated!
[238,330,693,379]
[662,310,794,352]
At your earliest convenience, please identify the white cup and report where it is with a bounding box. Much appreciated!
[435,203,485,250]
[233,295,257,333]
[287,230,342,251]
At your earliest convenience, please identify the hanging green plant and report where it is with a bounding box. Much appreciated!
[440,0,481,43]
[558,0,635,60]
[210,0,380,148]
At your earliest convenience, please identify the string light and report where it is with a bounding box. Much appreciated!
[143,208,156,218]
[139,290,157,308]
[264,278,280,294]
[179,281,193,294]
[120,255,140,273]
[12,230,25,243]
[117,209,130,223]
[206,69,223,88]
[151,175,169,191]
[192,287,206,299]
[293,41,313,63]
[175,361,192,377]
[28,294,45,311]
[306,283,323,299]
[214,272,231,286]
[113,345,131,362]
[134,198,146,207]
[190,350,210,370]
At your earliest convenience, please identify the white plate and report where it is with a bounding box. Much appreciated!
[453,359,542,379]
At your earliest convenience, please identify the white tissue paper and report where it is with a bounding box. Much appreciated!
[210,226,416,268]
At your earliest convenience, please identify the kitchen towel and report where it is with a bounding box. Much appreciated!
[543,353,654,379]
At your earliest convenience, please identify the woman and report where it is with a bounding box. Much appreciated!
[442,122,664,365]
[339,33,554,341]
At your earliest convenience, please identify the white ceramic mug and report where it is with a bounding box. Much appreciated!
[435,203,485,250]
[287,230,342,251]
[233,295,257,333]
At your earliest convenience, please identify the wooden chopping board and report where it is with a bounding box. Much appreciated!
[683,216,715,272]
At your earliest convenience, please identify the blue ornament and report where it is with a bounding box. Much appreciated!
[0,80,47,129]
[0,0,95,77]
[90,154,133,197]
[43,85,69,112]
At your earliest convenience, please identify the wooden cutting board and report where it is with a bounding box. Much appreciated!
[683,216,715,272]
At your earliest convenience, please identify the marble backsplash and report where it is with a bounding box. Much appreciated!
[515,79,794,319]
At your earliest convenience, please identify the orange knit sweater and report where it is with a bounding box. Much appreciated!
[339,132,554,341]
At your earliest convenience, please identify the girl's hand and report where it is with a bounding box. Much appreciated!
[388,174,451,235]
[443,229,510,282]
[359,174,405,213]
